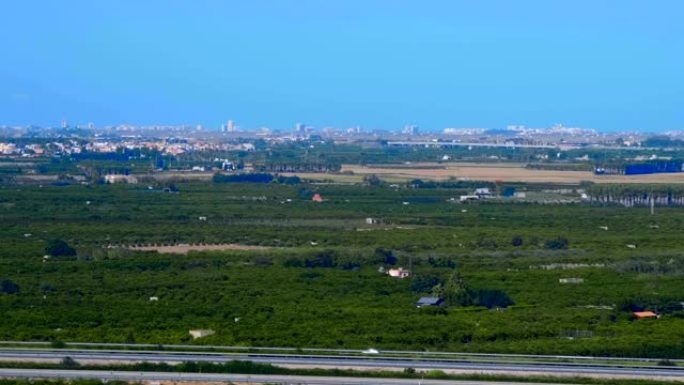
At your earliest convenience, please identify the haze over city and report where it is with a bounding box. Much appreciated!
[2,0,683,132]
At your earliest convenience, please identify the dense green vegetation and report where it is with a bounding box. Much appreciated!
[3,181,684,358]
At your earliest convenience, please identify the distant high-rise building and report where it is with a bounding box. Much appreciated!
[347,126,362,134]
[227,120,235,132]
[61,120,69,129]
[295,122,306,133]
[87,122,95,129]
[402,124,419,135]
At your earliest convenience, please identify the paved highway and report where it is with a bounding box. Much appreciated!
[0,368,573,385]
[0,349,683,380]
[2,341,677,364]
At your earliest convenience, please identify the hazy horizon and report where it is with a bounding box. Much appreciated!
[2,1,682,132]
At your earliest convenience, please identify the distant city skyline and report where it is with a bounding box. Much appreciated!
[1,119,681,135]
[2,1,683,132]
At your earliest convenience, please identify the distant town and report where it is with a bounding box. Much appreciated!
[1,120,684,159]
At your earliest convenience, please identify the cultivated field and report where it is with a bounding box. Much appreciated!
[4,182,684,357]
[342,163,684,184]
[126,243,271,254]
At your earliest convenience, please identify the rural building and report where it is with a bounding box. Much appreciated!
[312,193,323,202]
[416,297,443,308]
[474,187,492,197]
[559,278,584,284]
[365,217,380,225]
[104,174,138,184]
[387,267,411,279]
[460,195,480,202]
[189,329,215,339]
[633,311,658,320]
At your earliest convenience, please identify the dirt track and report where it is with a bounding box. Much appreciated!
[127,244,270,254]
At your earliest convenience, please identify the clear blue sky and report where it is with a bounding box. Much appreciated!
[1,1,682,132]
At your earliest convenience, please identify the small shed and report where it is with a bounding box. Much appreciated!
[416,297,443,308]
[460,195,479,202]
[633,311,658,320]
[312,193,323,202]
[189,329,215,339]
[388,267,411,279]
[559,278,584,284]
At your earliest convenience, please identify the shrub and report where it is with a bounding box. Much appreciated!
[374,248,397,265]
[511,235,523,247]
[45,239,76,257]
[544,237,569,250]
[471,288,514,309]
[304,250,338,268]
[410,273,444,293]
[0,279,19,295]
[61,356,80,368]
[658,359,677,366]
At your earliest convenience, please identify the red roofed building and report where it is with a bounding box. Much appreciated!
[312,193,323,202]
[633,311,658,319]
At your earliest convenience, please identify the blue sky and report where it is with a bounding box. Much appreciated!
[1,1,682,131]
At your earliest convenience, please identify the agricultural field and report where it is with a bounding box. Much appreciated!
[342,163,684,184]
[2,181,684,358]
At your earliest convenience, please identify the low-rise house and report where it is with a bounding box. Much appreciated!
[104,174,138,184]
[474,187,492,197]
[189,329,215,339]
[365,217,380,225]
[416,297,443,308]
[559,278,584,284]
[312,193,323,202]
[633,311,658,320]
[460,195,480,202]
[387,267,411,279]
